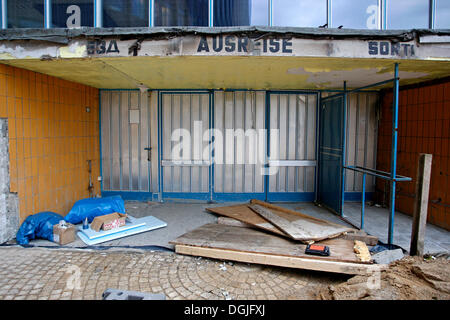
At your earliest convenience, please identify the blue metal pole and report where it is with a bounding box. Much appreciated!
[341,81,347,216]
[149,0,153,27]
[99,91,103,193]
[45,0,52,28]
[381,0,387,30]
[264,92,270,201]
[361,173,366,229]
[209,90,214,202]
[269,0,273,26]
[94,0,103,28]
[209,0,214,27]
[327,0,332,28]
[1,0,7,29]
[314,92,321,203]
[388,63,400,245]
[157,91,163,201]
[429,0,436,29]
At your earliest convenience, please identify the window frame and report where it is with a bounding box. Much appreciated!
[0,0,439,30]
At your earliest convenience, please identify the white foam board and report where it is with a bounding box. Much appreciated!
[77,215,167,245]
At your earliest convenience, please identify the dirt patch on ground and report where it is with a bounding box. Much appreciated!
[317,256,450,300]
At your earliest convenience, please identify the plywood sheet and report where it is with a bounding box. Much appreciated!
[205,204,288,237]
[249,203,354,242]
[249,200,356,242]
[218,216,378,245]
[170,223,370,265]
[217,217,253,228]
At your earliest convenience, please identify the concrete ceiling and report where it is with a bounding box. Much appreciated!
[2,55,450,90]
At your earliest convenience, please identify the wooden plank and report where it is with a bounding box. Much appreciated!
[170,223,371,264]
[206,204,288,237]
[353,240,372,263]
[248,203,355,242]
[175,245,382,275]
[249,204,304,239]
[217,217,253,228]
[339,232,378,246]
[410,153,432,256]
[217,212,378,245]
[250,199,355,229]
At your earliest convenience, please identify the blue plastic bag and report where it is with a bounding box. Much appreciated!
[64,196,126,224]
[16,212,64,245]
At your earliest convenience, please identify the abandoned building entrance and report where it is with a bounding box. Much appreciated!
[100,89,378,203]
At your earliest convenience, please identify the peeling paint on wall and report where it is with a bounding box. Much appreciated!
[1,55,448,90]
[58,42,87,58]
[1,35,450,61]
[288,67,429,88]
[0,118,19,244]
[0,42,59,60]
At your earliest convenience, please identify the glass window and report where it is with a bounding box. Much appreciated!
[154,0,208,27]
[52,0,94,28]
[250,0,269,25]
[332,0,379,29]
[387,0,428,29]
[103,0,149,28]
[214,0,269,26]
[7,0,44,28]
[436,0,450,29]
[272,0,326,28]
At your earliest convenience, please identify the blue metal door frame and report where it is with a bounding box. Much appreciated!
[265,91,319,202]
[99,89,154,201]
[99,88,381,206]
[157,90,213,201]
[317,93,346,215]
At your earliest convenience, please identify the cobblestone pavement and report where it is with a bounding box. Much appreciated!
[0,247,349,300]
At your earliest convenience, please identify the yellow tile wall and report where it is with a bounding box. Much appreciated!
[0,64,101,222]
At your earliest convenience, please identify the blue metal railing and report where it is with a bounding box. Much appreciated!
[340,63,412,245]
[344,165,412,232]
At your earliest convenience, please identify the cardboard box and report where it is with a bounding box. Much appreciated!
[53,223,76,245]
[90,213,127,232]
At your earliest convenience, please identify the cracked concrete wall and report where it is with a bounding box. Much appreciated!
[0,118,19,243]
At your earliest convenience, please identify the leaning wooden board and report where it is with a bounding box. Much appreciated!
[250,199,356,230]
[171,224,378,275]
[206,200,356,242]
[217,216,379,246]
[249,203,354,242]
[205,204,288,237]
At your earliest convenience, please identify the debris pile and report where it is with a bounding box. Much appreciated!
[317,256,450,300]
[170,199,383,275]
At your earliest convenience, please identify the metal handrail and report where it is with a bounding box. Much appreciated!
[344,166,412,182]
[343,165,411,231]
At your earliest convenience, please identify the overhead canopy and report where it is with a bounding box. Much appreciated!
[0,27,449,90]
